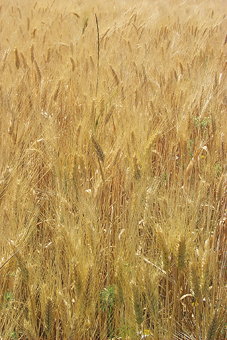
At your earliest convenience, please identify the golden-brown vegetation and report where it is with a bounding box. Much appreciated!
[0,0,227,339]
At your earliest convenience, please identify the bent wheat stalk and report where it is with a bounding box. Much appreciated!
[0,244,25,271]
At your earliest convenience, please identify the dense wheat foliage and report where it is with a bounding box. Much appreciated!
[0,0,227,339]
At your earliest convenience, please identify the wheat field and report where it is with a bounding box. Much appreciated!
[0,0,226,339]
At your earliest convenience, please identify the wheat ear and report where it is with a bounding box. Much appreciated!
[157,229,170,272]
[73,261,82,297]
[34,59,41,82]
[69,315,78,339]
[207,310,218,340]
[145,274,158,317]
[133,155,141,180]
[190,261,201,300]
[202,252,210,296]
[0,166,12,205]
[10,242,29,282]
[95,13,100,96]
[83,266,93,310]
[133,285,144,326]
[23,319,37,340]
[45,298,53,336]
[177,236,186,272]
[59,295,68,333]
[109,65,119,85]
[14,48,20,69]
[91,135,105,162]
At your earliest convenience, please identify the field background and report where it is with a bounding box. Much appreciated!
[0,0,227,339]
